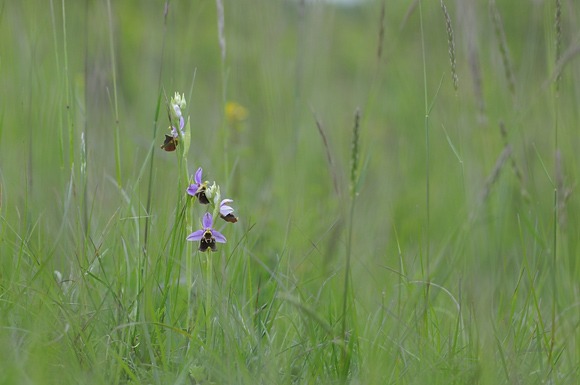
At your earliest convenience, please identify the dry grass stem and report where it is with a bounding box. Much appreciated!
[489,0,515,95]
[400,0,419,31]
[312,110,340,197]
[498,122,528,199]
[480,144,511,203]
[547,41,580,86]
[469,48,485,122]
[377,1,386,62]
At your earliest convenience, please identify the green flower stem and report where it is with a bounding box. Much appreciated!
[177,130,194,339]
[205,249,213,347]
[185,197,194,337]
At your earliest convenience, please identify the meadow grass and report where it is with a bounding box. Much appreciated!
[1,0,580,384]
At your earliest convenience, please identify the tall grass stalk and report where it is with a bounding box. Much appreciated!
[440,0,458,92]
[340,108,360,380]
[82,0,90,243]
[106,0,122,186]
[489,0,516,96]
[376,0,386,65]
[215,0,229,180]
[312,110,340,197]
[418,0,430,292]
[49,0,64,167]
[548,0,562,369]
[60,0,74,171]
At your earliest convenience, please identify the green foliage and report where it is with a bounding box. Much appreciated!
[1,0,579,384]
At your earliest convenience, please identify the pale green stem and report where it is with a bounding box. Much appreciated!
[205,249,213,347]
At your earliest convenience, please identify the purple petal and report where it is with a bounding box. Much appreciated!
[220,204,234,217]
[173,104,182,118]
[195,167,203,184]
[212,229,227,243]
[202,212,213,229]
[179,116,185,130]
[186,229,204,241]
[186,184,199,197]
[220,199,234,215]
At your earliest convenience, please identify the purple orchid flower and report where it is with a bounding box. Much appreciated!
[219,199,238,223]
[186,212,226,252]
[186,167,209,204]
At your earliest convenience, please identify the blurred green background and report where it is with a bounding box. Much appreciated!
[1,0,579,383]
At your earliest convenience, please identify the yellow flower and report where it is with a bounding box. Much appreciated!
[225,101,248,129]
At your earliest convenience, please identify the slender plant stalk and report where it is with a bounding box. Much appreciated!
[215,0,229,180]
[548,0,561,369]
[340,108,360,380]
[49,0,65,167]
[419,0,430,286]
[205,250,213,347]
[489,0,516,95]
[440,0,458,91]
[61,0,74,171]
[184,171,194,344]
[106,0,122,186]
[82,0,90,242]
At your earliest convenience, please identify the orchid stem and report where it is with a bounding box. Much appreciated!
[185,203,194,338]
[205,249,213,347]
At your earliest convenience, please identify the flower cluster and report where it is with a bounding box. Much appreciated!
[186,167,238,252]
[160,92,237,252]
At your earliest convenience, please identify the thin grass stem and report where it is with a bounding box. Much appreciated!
[49,0,65,168]
[216,0,229,180]
[419,0,431,298]
[106,0,122,186]
[60,0,74,171]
